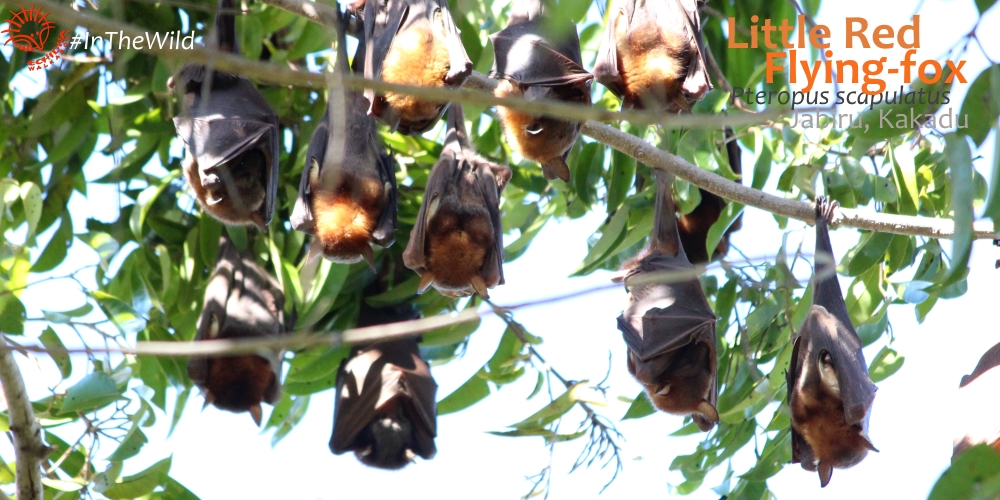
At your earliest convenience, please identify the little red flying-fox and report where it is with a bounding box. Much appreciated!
[361,0,472,135]
[594,0,712,113]
[402,105,512,299]
[170,0,280,232]
[187,237,291,426]
[490,0,593,182]
[787,196,878,488]
[291,8,398,270]
[615,170,719,432]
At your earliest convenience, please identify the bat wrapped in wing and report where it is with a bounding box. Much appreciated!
[616,171,718,432]
[594,0,712,112]
[361,0,472,135]
[187,237,290,426]
[291,9,398,270]
[489,0,593,182]
[677,127,743,264]
[169,0,280,231]
[330,336,437,469]
[953,341,1000,458]
[402,105,511,299]
[787,196,878,487]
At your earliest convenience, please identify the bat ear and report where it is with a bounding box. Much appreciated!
[610,270,628,283]
[818,463,833,488]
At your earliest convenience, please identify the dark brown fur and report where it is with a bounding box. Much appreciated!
[402,105,511,299]
[676,129,744,264]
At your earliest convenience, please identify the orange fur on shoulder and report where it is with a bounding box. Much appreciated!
[311,177,384,263]
[617,21,689,109]
[496,83,577,164]
[381,21,452,124]
[425,212,493,292]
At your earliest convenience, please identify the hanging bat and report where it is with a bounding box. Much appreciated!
[330,337,437,469]
[187,237,290,426]
[787,196,878,487]
[291,9,398,270]
[362,0,472,135]
[677,127,743,264]
[489,0,593,182]
[594,0,712,112]
[169,0,280,231]
[402,105,511,299]
[953,341,1000,458]
[615,170,718,431]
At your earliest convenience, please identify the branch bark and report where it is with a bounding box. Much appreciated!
[36,0,998,240]
[0,336,45,500]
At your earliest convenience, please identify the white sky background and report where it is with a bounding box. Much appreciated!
[3,0,1000,498]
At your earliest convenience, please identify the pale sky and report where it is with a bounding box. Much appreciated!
[3,0,1000,499]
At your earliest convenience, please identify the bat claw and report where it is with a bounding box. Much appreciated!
[469,275,489,299]
[818,462,833,488]
[307,241,324,265]
[360,245,377,272]
[208,314,221,339]
[249,403,263,427]
[202,391,215,410]
[417,272,435,294]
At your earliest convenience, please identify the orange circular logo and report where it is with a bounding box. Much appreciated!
[2,4,55,52]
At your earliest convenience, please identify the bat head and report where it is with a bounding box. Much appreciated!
[309,157,389,269]
[203,354,277,424]
[495,81,580,183]
[354,399,419,470]
[628,343,718,429]
[377,14,455,135]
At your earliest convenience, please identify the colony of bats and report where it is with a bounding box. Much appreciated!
[163,0,994,485]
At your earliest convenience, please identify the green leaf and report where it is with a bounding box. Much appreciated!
[39,326,71,378]
[890,144,920,215]
[868,346,905,383]
[128,172,180,240]
[105,425,148,461]
[0,295,26,335]
[705,202,744,262]
[199,217,223,268]
[19,181,42,241]
[61,372,123,413]
[102,457,171,499]
[976,0,997,13]
[621,391,655,420]
[843,231,893,277]
[985,128,1000,225]
[509,382,603,430]
[421,316,480,347]
[42,303,94,323]
[958,65,1000,147]
[271,395,310,446]
[943,133,974,287]
[437,369,491,415]
[571,205,630,276]
[92,290,147,335]
[929,445,1000,500]
[32,213,74,273]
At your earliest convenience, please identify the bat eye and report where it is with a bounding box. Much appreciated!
[819,351,834,366]
[525,123,543,135]
[208,314,221,339]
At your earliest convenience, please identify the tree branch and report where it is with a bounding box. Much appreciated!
[36,0,998,239]
[0,336,45,500]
